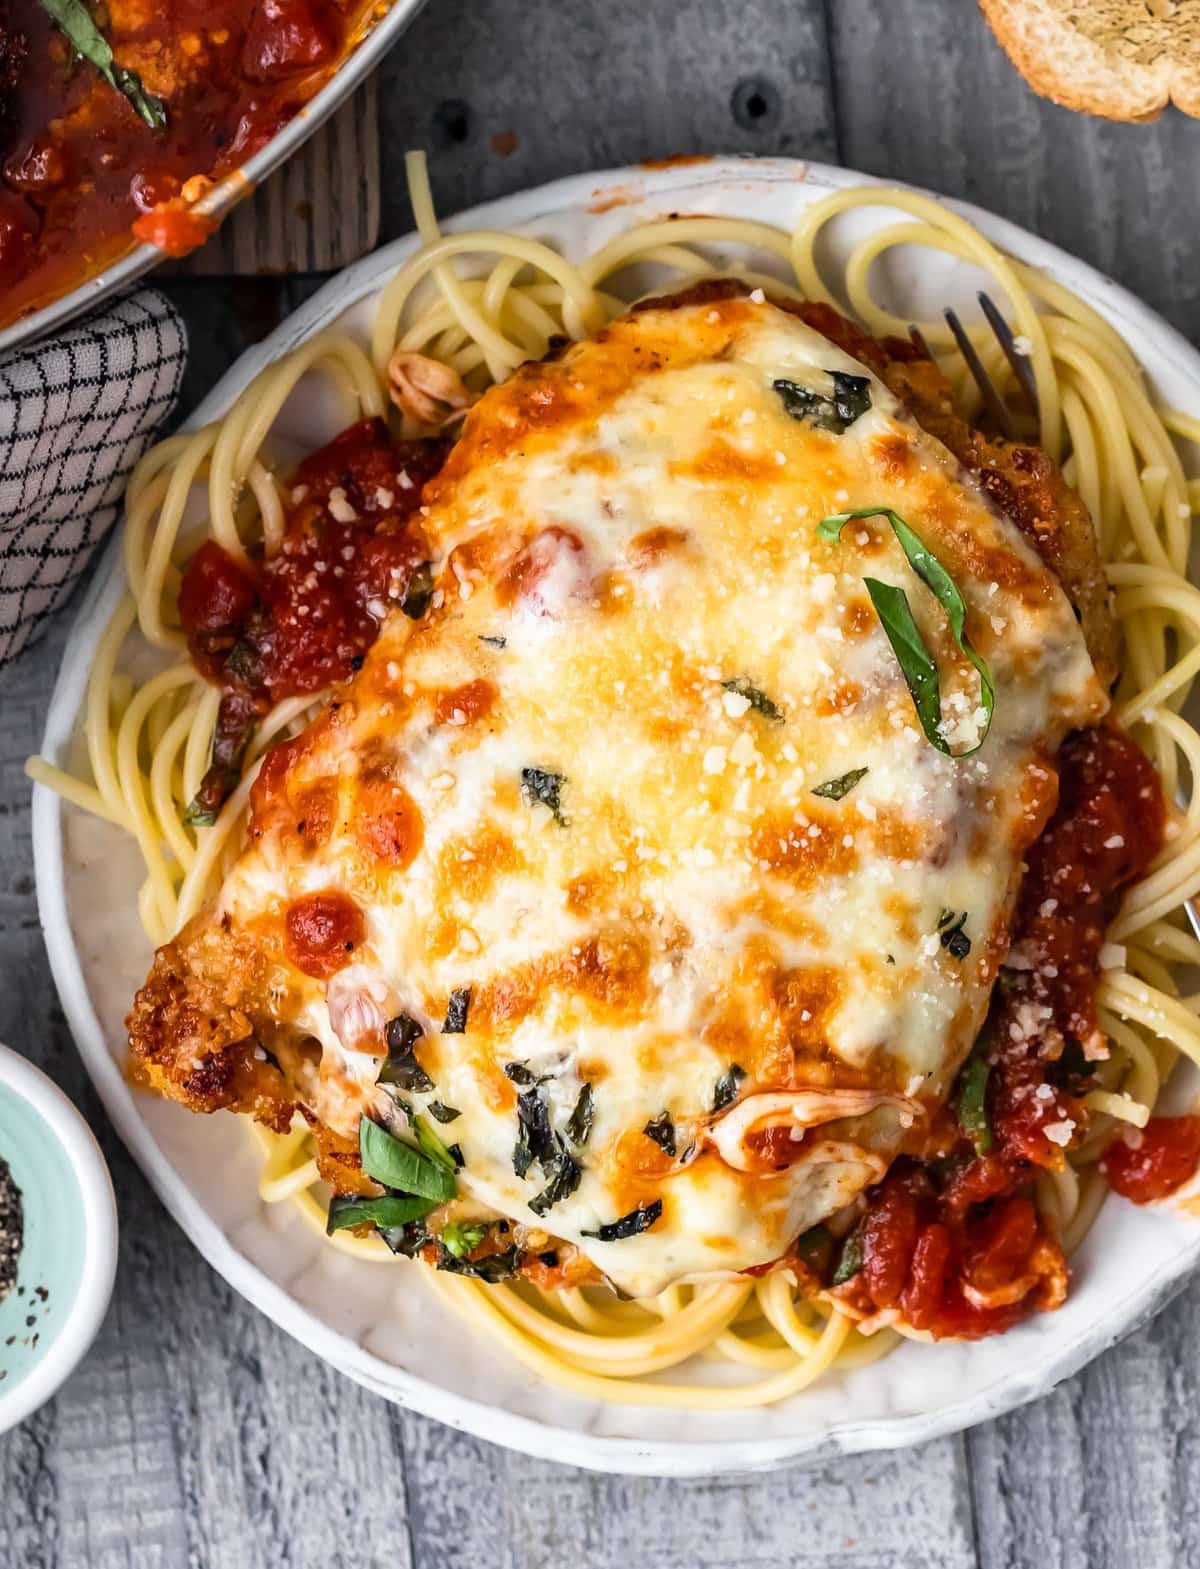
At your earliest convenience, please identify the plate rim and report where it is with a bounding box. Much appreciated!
[32,154,1200,1476]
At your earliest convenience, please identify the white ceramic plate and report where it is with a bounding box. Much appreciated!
[32,157,1200,1476]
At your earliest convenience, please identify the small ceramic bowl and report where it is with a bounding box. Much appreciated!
[0,1041,117,1432]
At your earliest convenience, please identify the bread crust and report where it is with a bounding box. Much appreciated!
[979,0,1200,122]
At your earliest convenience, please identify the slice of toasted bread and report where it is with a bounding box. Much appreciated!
[979,0,1200,121]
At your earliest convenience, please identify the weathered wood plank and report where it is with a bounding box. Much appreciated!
[397,1410,976,1569]
[373,0,839,236]
[826,0,1200,343]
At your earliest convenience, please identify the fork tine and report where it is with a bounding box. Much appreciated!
[908,324,934,361]
[977,292,1040,417]
[944,307,1014,438]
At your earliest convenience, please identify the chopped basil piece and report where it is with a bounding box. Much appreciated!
[504,1061,537,1087]
[956,1052,993,1155]
[437,1245,519,1282]
[513,1114,534,1179]
[832,1228,864,1286]
[379,1015,434,1094]
[520,766,568,825]
[582,1199,664,1242]
[400,561,436,618]
[426,1100,461,1125]
[40,0,167,129]
[442,987,472,1034]
[528,1140,582,1217]
[773,372,871,434]
[817,507,995,757]
[225,641,266,686]
[478,634,507,649]
[441,1220,488,1259]
[812,767,869,801]
[412,1115,459,1175]
[565,1084,595,1146]
[794,1224,834,1277]
[181,804,218,828]
[711,1063,746,1113]
[326,1192,435,1236]
[447,1143,465,1170]
[379,1217,430,1257]
[513,1086,554,1177]
[643,1112,676,1157]
[721,677,784,723]
[359,1117,456,1203]
[937,909,972,960]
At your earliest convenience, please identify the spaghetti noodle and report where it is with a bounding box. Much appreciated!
[28,155,1200,1406]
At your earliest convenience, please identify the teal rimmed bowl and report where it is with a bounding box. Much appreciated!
[0,1043,116,1431]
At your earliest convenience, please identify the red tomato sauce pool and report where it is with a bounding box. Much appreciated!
[177,417,447,820]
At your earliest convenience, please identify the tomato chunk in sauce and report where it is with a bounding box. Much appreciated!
[822,725,1172,1340]
[177,419,447,822]
[285,889,364,978]
[1104,1116,1200,1204]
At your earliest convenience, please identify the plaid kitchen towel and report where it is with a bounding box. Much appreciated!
[0,289,187,666]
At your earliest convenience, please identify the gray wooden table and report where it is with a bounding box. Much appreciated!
[4,3,1200,1565]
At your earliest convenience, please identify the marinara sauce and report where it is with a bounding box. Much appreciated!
[177,417,446,820]
[816,726,1174,1339]
[0,0,375,326]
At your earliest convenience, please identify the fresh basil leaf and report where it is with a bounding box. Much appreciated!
[818,507,995,757]
[643,1112,676,1157]
[711,1063,746,1113]
[437,1244,519,1282]
[39,0,167,129]
[565,1083,595,1147]
[520,766,567,825]
[773,372,871,434]
[582,1199,663,1242]
[956,1052,993,1155]
[181,803,218,828]
[412,1114,459,1175]
[359,1117,456,1202]
[832,1228,864,1286]
[528,1139,582,1217]
[427,1100,461,1124]
[937,909,972,960]
[811,767,869,801]
[442,987,472,1034]
[326,1192,435,1236]
[441,1220,488,1259]
[721,677,783,723]
[400,561,435,618]
[379,1015,434,1093]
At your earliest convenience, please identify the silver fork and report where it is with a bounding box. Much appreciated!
[909,293,1039,438]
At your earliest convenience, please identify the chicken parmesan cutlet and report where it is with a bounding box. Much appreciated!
[127,284,1162,1327]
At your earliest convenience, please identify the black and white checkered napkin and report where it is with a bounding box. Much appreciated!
[0,289,187,666]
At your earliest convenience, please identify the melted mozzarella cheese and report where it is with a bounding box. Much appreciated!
[218,295,1106,1296]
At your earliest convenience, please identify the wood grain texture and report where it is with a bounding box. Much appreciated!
[172,82,382,277]
[4,0,1200,1562]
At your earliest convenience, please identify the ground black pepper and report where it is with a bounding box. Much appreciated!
[0,1156,24,1305]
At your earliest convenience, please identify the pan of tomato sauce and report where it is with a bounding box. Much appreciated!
[0,0,427,351]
